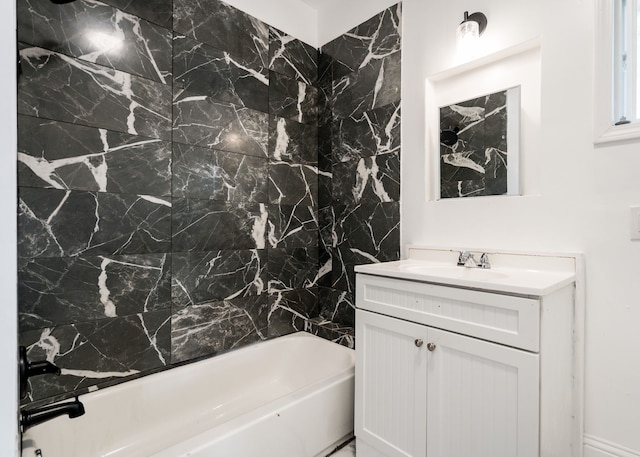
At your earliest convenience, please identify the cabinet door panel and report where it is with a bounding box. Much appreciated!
[356,310,428,457]
[426,328,539,457]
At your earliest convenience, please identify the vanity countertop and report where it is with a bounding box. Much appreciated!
[354,247,578,296]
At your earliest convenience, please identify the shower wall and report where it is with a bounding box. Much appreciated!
[16,0,401,407]
[316,4,402,330]
[17,0,320,406]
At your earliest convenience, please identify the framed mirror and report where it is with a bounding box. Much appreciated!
[439,86,520,199]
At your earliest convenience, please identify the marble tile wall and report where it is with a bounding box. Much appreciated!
[17,0,400,407]
[317,3,402,331]
[17,0,321,407]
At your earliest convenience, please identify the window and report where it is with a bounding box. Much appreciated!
[595,0,640,143]
[613,0,638,124]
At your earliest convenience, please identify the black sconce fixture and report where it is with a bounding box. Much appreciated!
[458,11,488,37]
[457,11,488,58]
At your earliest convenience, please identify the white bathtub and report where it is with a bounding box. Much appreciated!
[21,332,355,457]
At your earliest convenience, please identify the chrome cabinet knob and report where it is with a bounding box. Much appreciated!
[414,339,424,348]
[427,342,436,351]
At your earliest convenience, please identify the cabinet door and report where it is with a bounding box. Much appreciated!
[356,310,428,457]
[426,328,539,457]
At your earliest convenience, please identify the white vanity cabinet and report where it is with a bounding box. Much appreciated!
[354,271,577,457]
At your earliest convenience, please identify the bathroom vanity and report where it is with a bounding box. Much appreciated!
[353,247,583,457]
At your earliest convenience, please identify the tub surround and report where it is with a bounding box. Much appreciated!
[17,0,401,407]
[317,3,402,331]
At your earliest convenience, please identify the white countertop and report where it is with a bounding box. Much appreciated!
[355,253,577,296]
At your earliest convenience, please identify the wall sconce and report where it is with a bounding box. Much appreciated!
[456,11,488,59]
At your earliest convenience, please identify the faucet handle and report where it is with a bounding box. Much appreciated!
[478,253,491,269]
[19,346,61,399]
[457,251,470,266]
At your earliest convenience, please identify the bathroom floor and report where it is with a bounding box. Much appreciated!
[327,439,356,457]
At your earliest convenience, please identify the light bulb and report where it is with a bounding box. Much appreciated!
[456,19,480,60]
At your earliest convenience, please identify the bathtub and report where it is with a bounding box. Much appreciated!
[21,332,355,457]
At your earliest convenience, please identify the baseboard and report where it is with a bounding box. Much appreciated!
[584,435,640,457]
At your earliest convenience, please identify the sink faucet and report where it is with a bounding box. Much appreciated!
[457,251,491,269]
[457,251,476,267]
[21,397,85,431]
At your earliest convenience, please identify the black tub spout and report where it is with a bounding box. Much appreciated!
[21,397,85,431]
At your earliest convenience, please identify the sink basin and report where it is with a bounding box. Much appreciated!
[398,264,509,280]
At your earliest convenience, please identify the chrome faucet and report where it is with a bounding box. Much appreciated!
[478,253,491,269]
[457,251,476,267]
[457,251,491,269]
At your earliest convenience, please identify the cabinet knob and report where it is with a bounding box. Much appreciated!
[414,339,424,348]
[427,342,436,351]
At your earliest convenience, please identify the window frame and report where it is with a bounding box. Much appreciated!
[595,0,640,144]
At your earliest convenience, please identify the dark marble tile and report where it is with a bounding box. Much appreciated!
[18,187,171,258]
[101,0,173,29]
[318,122,333,171]
[19,253,171,332]
[319,205,336,250]
[337,202,400,261]
[173,88,268,158]
[332,152,400,205]
[173,0,268,68]
[331,52,401,120]
[317,242,333,289]
[318,168,333,209]
[171,249,267,307]
[18,0,172,84]
[18,116,171,196]
[267,288,319,337]
[331,202,400,291]
[173,34,268,113]
[269,162,318,207]
[269,27,317,85]
[269,71,318,124]
[268,116,318,165]
[18,45,172,141]
[172,143,268,202]
[306,317,354,349]
[317,51,333,86]
[321,3,402,74]
[333,102,400,163]
[319,287,355,327]
[268,204,318,249]
[317,78,333,126]
[20,310,170,403]
[267,247,319,293]
[319,287,356,327]
[172,198,267,252]
[330,247,352,293]
[171,295,268,363]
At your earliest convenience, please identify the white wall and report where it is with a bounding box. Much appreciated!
[319,0,640,455]
[2,0,19,454]
[316,0,399,46]
[223,0,319,47]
